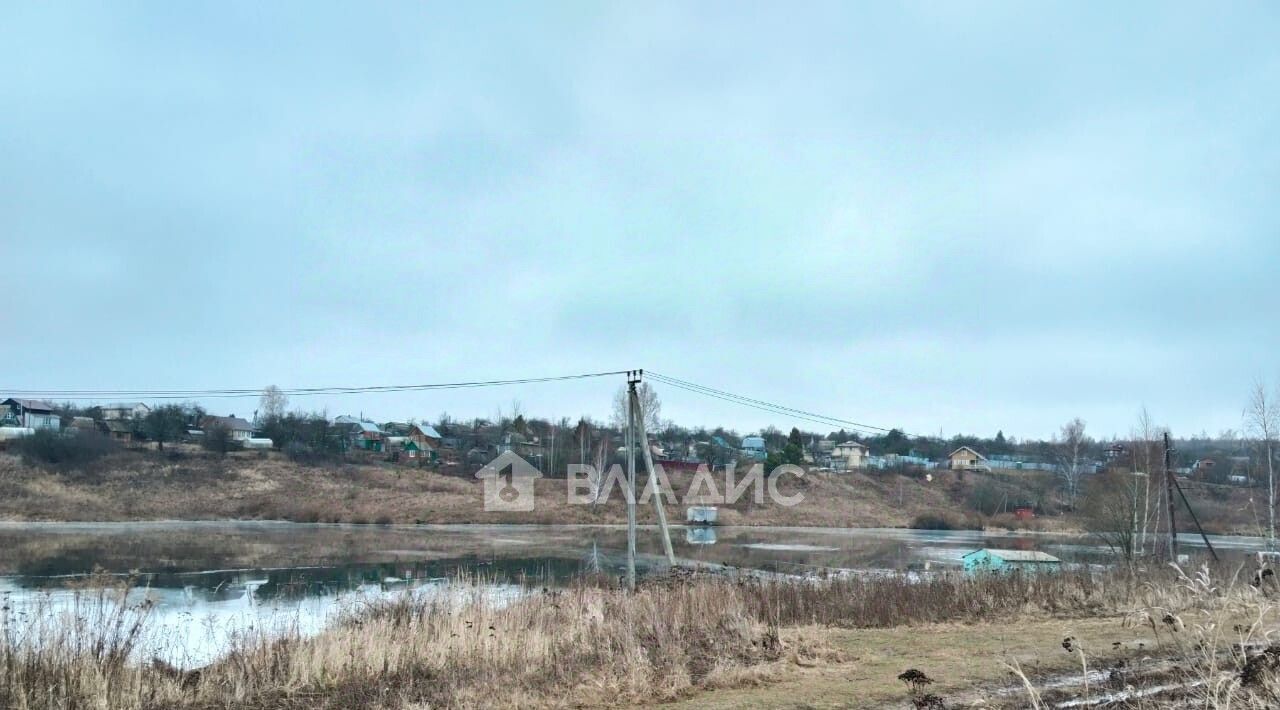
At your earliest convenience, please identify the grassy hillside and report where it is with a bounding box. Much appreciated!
[0,448,1264,534]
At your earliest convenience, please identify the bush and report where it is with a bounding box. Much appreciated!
[13,429,118,470]
[283,441,313,462]
[201,425,242,456]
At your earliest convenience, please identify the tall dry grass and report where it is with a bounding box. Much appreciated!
[4,565,1247,710]
[741,568,1125,628]
[1008,559,1280,708]
[1,577,793,709]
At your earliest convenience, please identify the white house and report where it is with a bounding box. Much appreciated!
[201,415,254,441]
[2,399,60,430]
[831,441,869,470]
[948,446,989,471]
[101,402,151,420]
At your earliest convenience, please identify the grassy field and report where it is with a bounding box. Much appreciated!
[3,564,1277,708]
[0,447,1264,534]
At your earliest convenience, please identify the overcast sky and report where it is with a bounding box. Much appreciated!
[3,2,1278,441]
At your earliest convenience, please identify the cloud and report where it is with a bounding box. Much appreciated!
[2,2,1278,438]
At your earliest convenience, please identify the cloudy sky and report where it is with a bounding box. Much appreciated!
[3,2,1278,440]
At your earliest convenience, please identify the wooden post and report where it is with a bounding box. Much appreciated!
[632,378,676,566]
[1165,431,1178,561]
[625,372,638,591]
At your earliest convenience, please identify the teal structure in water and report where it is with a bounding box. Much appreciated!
[962,548,1062,573]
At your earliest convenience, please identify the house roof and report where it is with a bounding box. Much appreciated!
[835,440,868,450]
[103,402,149,411]
[741,436,766,448]
[948,446,987,460]
[3,398,56,412]
[202,415,253,432]
[356,421,382,434]
[410,424,441,439]
[103,420,133,433]
[964,548,1060,563]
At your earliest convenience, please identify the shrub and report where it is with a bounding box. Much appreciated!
[13,429,118,470]
[201,425,242,456]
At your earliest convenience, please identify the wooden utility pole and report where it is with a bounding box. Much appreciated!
[632,378,676,565]
[1164,431,1178,561]
[625,371,639,591]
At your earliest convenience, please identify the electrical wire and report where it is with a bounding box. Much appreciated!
[647,371,903,436]
[2,370,631,400]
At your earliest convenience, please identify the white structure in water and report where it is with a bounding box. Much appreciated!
[686,506,718,525]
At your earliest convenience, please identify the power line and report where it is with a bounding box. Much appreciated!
[646,371,909,437]
[1,370,631,400]
[5,368,913,438]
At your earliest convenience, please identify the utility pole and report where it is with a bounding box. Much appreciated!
[1164,431,1178,561]
[625,370,639,591]
[632,375,676,566]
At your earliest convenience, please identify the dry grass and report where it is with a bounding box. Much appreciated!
[0,451,1266,533]
[740,567,1127,629]
[1001,562,1280,708]
[0,576,811,709]
[0,566,1224,710]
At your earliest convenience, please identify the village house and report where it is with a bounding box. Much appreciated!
[101,402,151,421]
[353,421,384,451]
[1,399,60,430]
[831,440,869,470]
[100,419,136,441]
[200,415,254,441]
[948,446,989,471]
[408,423,442,450]
[740,436,767,460]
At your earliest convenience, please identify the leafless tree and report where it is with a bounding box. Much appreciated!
[1083,471,1142,565]
[259,385,288,422]
[1056,417,1089,510]
[1131,406,1164,555]
[611,383,661,433]
[1246,380,1279,547]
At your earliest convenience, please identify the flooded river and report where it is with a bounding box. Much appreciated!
[0,522,1267,667]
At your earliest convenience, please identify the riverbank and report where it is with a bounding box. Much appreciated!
[3,564,1274,709]
[0,448,1263,535]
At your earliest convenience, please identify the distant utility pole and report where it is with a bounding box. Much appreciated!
[1165,431,1178,561]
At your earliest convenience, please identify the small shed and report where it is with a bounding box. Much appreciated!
[687,506,718,525]
[962,548,1061,573]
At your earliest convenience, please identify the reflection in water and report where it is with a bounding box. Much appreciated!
[686,527,717,545]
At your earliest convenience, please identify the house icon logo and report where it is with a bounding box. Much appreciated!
[475,451,542,512]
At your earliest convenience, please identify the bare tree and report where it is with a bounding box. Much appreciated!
[259,385,288,422]
[1131,406,1164,556]
[611,383,660,433]
[1056,417,1089,510]
[1246,380,1279,547]
[1083,471,1142,565]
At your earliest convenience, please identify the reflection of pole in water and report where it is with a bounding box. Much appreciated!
[583,542,602,574]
